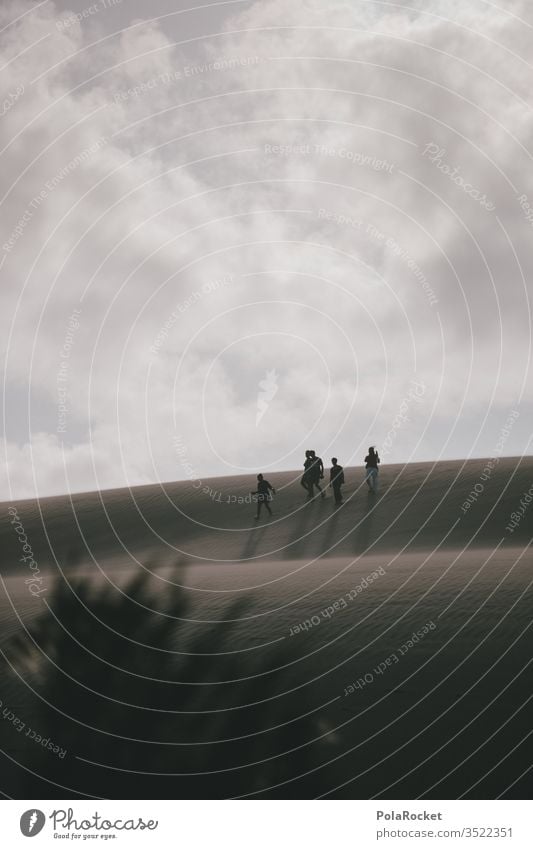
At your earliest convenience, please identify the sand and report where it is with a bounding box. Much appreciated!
[0,457,531,798]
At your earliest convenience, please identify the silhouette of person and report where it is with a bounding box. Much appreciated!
[252,473,275,520]
[364,446,380,492]
[305,450,325,499]
[301,450,313,497]
[329,458,345,504]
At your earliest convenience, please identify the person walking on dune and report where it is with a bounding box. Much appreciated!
[306,450,325,499]
[329,458,345,505]
[365,446,380,492]
[252,473,275,520]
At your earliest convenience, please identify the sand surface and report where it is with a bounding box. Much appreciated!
[0,458,531,798]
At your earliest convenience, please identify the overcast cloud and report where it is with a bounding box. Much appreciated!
[0,0,531,498]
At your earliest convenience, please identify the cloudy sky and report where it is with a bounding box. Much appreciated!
[1,0,531,499]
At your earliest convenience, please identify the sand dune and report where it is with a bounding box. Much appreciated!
[0,458,531,799]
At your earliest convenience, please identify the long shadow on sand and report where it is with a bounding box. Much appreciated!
[352,491,377,556]
[316,500,345,557]
[239,519,271,560]
[285,499,324,559]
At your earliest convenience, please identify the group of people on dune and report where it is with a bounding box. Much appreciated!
[251,447,381,520]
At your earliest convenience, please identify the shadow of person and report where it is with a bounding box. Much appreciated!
[353,493,376,556]
[317,500,345,558]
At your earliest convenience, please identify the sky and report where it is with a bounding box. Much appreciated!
[0,0,532,499]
